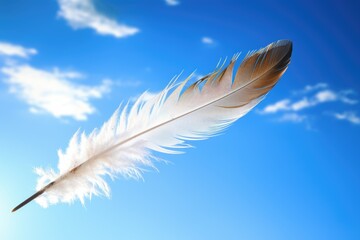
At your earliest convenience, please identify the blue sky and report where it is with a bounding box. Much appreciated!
[0,0,359,239]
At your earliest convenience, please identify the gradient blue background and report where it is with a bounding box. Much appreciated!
[0,0,359,239]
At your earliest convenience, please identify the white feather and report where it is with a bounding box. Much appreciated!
[33,40,292,208]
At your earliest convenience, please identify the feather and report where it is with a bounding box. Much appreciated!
[12,40,292,212]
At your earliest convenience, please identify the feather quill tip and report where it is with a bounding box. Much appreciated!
[12,188,46,212]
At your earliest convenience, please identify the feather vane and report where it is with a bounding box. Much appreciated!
[12,40,292,211]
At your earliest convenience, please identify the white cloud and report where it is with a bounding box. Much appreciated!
[165,0,180,6]
[339,90,358,105]
[278,113,307,123]
[290,98,313,111]
[333,112,360,125]
[260,83,359,127]
[294,84,357,104]
[0,42,37,58]
[293,82,328,94]
[340,96,358,105]
[262,87,357,114]
[315,90,337,102]
[202,37,214,45]
[289,90,354,111]
[262,99,290,113]
[57,0,139,38]
[1,64,111,121]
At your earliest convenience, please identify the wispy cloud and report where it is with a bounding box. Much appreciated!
[262,99,291,113]
[57,0,139,38]
[2,64,111,121]
[337,90,358,104]
[262,89,357,114]
[293,82,328,95]
[278,113,307,123]
[0,41,112,121]
[165,0,180,6]
[0,42,37,58]
[202,37,215,45]
[260,83,359,127]
[332,112,360,125]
